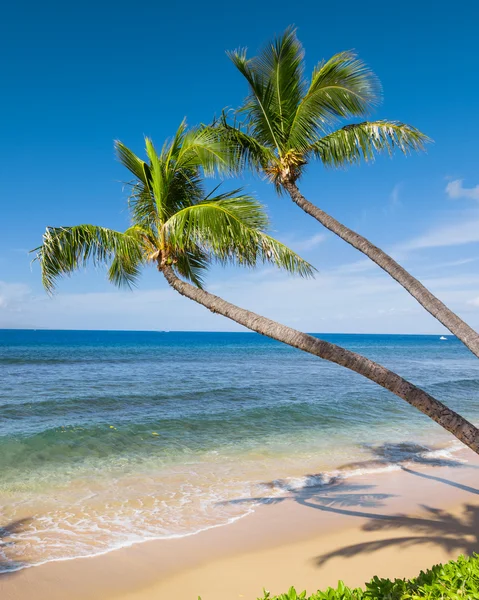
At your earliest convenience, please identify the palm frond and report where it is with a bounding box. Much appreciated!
[118,131,208,226]
[310,121,431,167]
[116,140,159,230]
[163,193,315,277]
[173,247,210,289]
[108,225,152,287]
[228,48,283,153]
[256,232,317,277]
[115,140,151,185]
[127,184,159,232]
[164,118,188,167]
[176,126,236,176]
[208,115,276,173]
[34,225,145,292]
[145,137,169,222]
[288,51,381,150]
[248,26,305,148]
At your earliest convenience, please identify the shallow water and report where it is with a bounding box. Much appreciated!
[1,330,478,571]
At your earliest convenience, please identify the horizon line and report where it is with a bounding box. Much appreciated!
[0,328,455,337]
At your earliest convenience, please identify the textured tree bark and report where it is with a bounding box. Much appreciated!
[162,265,479,455]
[282,180,479,360]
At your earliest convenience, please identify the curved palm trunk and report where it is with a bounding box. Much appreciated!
[162,265,479,455]
[282,180,479,359]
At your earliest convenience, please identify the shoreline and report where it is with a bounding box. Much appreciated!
[2,447,479,600]
[0,438,467,575]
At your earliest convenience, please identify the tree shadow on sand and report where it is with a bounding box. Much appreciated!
[313,502,479,566]
[338,441,479,496]
[219,442,479,568]
[0,518,33,576]
[312,443,479,566]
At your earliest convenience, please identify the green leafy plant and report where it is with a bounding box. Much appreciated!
[255,553,479,599]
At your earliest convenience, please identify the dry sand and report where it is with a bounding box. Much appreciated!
[2,451,479,600]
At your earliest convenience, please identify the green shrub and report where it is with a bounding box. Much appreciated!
[256,553,479,599]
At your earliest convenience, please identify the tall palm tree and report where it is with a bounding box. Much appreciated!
[34,124,479,454]
[216,27,479,358]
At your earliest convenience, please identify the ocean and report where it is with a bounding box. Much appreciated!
[1,329,478,572]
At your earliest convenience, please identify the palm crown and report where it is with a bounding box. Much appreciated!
[35,122,314,292]
[216,27,430,189]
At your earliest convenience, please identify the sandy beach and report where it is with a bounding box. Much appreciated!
[2,448,479,600]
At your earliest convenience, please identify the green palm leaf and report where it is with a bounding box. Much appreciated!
[35,225,145,292]
[311,121,431,167]
[287,51,381,151]
[163,193,315,277]
[116,141,159,230]
[228,49,283,153]
[176,126,235,176]
[144,137,169,222]
[115,141,151,185]
[207,115,276,173]
[248,26,305,148]
[173,247,210,289]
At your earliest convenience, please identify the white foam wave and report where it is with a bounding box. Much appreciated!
[267,440,468,493]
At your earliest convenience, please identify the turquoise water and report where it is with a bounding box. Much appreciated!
[1,330,478,571]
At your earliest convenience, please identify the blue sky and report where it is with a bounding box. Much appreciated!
[1,0,479,333]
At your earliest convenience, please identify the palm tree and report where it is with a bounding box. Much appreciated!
[215,27,479,358]
[34,123,479,454]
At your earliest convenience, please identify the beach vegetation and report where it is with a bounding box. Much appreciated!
[213,27,479,359]
[256,553,479,599]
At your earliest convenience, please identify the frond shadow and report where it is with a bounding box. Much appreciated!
[218,479,396,512]
[219,441,479,569]
[311,443,479,566]
[315,503,479,566]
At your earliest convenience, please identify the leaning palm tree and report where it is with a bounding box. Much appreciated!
[215,27,479,358]
[34,124,479,454]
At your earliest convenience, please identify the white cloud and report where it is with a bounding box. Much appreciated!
[334,258,376,274]
[384,183,402,214]
[399,217,479,251]
[390,184,401,206]
[429,257,478,269]
[0,281,32,311]
[446,179,479,201]
[286,232,326,252]
[390,180,479,254]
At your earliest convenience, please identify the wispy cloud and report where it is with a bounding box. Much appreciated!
[334,258,376,274]
[397,179,479,251]
[0,281,32,311]
[383,183,402,214]
[446,179,479,201]
[398,216,479,251]
[287,232,326,252]
[424,257,479,269]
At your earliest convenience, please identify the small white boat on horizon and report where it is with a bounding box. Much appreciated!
[440,336,447,340]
